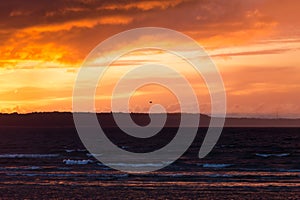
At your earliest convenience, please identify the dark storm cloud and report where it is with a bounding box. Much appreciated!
[0,0,189,29]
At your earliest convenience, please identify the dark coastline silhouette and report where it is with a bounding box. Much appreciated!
[0,112,299,128]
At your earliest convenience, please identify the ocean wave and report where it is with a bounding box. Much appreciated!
[65,149,87,153]
[6,172,129,179]
[255,153,290,158]
[0,154,60,158]
[239,167,300,172]
[277,168,300,172]
[90,173,129,178]
[206,174,234,178]
[6,173,74,177]
[144,172,236,178]
[107,163,165,168]
[200,164,233,168]
[0,166,42,171]
[63,159,93,165]
[23,166,41,170]
[86,153,103,157]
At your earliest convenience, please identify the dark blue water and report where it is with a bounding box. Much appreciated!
[0,127,299,199]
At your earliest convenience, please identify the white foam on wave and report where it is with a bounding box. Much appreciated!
[0,154,60,158]
[200,164,233,168]
[63,159,93,165]
[86,153,103,157]
[255,153,290,158]
[65,149,87,153]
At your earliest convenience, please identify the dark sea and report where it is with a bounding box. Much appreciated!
[0,127,299,199]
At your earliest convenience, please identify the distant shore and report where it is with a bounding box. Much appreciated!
[0,112,299,127]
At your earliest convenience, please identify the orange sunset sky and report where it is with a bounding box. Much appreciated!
[0,0,300,118]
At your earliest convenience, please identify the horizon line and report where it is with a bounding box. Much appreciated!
[1,111,300,120]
